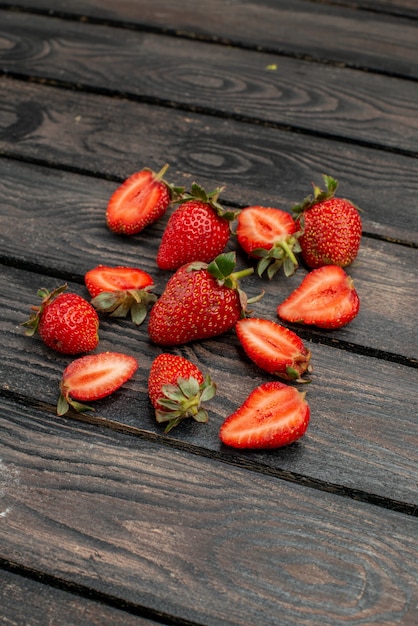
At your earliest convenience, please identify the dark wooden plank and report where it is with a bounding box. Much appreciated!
[331,0,418,19]
[0,158,416,361]
[1,265,417,507]
[1,12,418,155]
[0,569,161,626]
[1,399,418,626]
[0,79,417,245]
[4,0,418,78]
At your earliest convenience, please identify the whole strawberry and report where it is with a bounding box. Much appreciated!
[23,284,99,354]
[292,174,362,269]
[148,353,216,433]
[156,183,237,271]
[148,252,260,346]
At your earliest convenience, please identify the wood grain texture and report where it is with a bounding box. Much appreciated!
[1,398,418,626]
[0,159,416,360]
[1,12,418,155]
[4,0,418,78]
[0,569,161,626]
[1,265,417,507]
[0,79,417,245]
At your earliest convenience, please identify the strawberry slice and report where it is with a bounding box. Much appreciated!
[235,317,312,382]
[85,265,154,296]
[277,265,360,329]
[85,265,157,325]
[57,351,138,416]
[236,205,301,278]
[106,164,182,235]
[219,381,310,449]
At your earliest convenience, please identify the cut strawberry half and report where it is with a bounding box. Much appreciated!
[106,164,182,235]
[85,265,157,325]
[235,317,312,382]
[236,205,301,278]
[57,351,138,415]
[277,265,360,329]
[219,381,310,449]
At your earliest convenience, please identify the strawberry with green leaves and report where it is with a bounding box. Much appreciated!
[85,265,157,325]
[23,284,99,354]
[156,183,237,270]
[148,353,216,433]
[106,164,182,235]
[235,317,312,382]
[277,265,360,329]
[236,206,301,278]
[219,381,310,449]
[148,252,261,346]
[57,351,138,415]
[292,174,362,269]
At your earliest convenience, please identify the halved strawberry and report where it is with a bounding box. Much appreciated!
[57,351,138,415]
[106,164,182,235]
[277,265,360,329]
[85,265,157,325]
[236,206,301,278]
[235,317,312,382]
[219,381,310,449]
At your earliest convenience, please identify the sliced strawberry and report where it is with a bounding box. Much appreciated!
[277,265,360,329]
[236,206,301,278]
[57,351,138,415]
[106,164,181,235]
[219,381,310,449]
[235,317,312,382]
[85,265,157,325]
[85,265,154,296]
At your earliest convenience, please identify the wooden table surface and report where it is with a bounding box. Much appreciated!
[1,1,417,624]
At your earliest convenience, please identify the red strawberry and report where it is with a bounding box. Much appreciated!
[219,381,310,449]
[235,317,312,382]
[85,265,157,325]
[23,284,99,354]
[292,174,362,269]
[236,206,301,278]
[277,265,360,329]
[148,353,216,433]
[148,252,260,346]
[156,183,237,270]
[106,164,182,235]
[57,351,138,415]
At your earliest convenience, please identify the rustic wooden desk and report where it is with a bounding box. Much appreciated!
[1,1,417,624]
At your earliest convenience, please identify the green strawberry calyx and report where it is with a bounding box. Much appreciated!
[22,283,68,336]
[177,182,239,222]
[155,374,217,433]
[57,390,94,417]
[292,174,338,216]
[251,233,302,279]
[91,287,157,326]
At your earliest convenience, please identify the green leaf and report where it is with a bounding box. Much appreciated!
[56,394,69,416]
[193,409,209,424]
[178,376,200,399]
[130,302,147,326]
[207,252,236,280]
